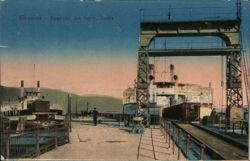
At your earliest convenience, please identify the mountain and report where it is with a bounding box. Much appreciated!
[0,86,123,113]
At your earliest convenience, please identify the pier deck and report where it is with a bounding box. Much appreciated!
[38,122,185,160]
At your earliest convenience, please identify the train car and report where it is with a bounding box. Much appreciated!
[162,102,212,122]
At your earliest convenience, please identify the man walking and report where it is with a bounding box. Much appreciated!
[93,107,99,126]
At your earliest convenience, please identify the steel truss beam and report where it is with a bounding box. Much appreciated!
[137,47,150,109]
[226,51,243,127]
[137,20,243,128]
[148,48,240,57]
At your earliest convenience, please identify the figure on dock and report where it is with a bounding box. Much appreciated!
[93,107,99,126]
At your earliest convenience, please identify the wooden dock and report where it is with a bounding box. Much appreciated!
[38,122,186,160]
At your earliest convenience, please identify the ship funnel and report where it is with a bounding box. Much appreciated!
[37,81,40,97]
[20,80,24,98]
[173,75,178,100]
[170,64,175,82]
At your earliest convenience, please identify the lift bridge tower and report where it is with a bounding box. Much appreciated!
[136,0,243,128]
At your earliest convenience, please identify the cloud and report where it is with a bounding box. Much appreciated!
[0,45,8,48]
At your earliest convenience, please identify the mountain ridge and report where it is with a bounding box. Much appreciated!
[0,86,123,113]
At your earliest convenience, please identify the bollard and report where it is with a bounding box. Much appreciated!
[35,126,40,156]
[172,124,175,154]
[186,134,190,157]
[200,144,206,160]
[178,129,181,160]
[55,125,58,148]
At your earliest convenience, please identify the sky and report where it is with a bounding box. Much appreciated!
[0,0,249,106]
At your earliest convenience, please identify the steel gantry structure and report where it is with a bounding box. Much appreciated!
[136,12,243,127]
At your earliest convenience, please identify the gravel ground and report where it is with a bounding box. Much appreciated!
[38,122,186,160]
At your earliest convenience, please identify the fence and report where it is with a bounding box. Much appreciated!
[99,112,160,127]
[160,119,222,160]
[0,124,69,159]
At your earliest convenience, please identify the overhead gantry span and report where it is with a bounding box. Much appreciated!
[136,19,243,127]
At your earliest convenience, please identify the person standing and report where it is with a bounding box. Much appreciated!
[93,108,99,126]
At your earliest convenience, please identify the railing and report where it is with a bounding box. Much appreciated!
[0,124,69,159]
[99,112,160,127]
[160,119,222,160]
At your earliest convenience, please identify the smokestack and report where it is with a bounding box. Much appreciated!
[170,64,175,82]
[37,81,40,97]
[174,75,178,100]
[209,82,213,104]
[20,80,24,98]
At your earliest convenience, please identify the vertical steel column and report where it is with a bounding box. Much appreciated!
[226,50,243,127]
[137,46,150,126]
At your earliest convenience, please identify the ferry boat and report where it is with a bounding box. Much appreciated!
[0,81,65,129]
[123,64,213,122]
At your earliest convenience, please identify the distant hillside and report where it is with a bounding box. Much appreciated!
[0,86,123,113]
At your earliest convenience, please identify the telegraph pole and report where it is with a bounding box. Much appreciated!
[68,94,72,132]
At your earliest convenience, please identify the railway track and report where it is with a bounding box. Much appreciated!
[174,122,248,160]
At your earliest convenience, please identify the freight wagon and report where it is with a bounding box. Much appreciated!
[162,102,212,122]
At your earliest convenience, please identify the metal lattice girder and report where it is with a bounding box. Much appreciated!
[226,51,243,126]
[147,48,241,57]
[140,20,241,47]
[137,89,149,107]
[226,51,243,107]
[137,47,150,108]
[137,19,243,128]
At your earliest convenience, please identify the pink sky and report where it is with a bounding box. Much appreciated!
[1,54,137,97]
[1,55,247,106]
